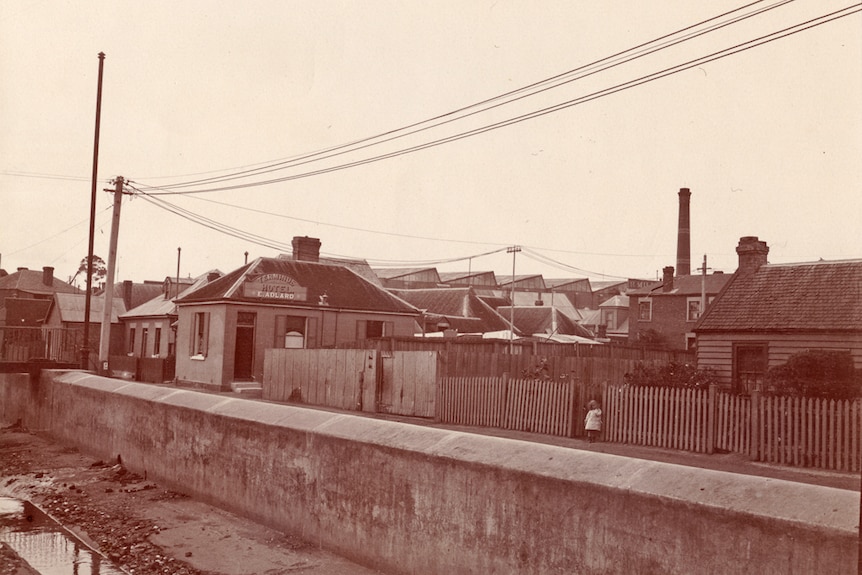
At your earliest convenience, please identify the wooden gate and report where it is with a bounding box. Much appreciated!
[264,348,377,412]
[377,351,439,418]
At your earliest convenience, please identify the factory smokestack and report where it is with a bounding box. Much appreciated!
[676,187,691,276]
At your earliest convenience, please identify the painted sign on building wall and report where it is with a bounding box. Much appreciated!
[242,273,308,301]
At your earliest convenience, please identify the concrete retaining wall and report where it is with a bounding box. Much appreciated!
[1,370,857,574]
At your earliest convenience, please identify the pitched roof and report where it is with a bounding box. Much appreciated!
[102,281,165,310]
[278,254,382,285]
[121,272,222,319]
[50,293,126,324]
[498,274,546,290]
[179,257,419,315]
[0,268,80,296]
[373,267,440,281]
[599,294,629,308]
[438,271,498,286]
[545,278,592,292]
[498,305,594,339]
[696,259,862,332]
[388,287,511,333]
[627,273,732,297]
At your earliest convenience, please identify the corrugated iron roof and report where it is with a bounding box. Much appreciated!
[389,287,511,333]
[498,305,594,339]
[696,259,862,332]
[51,293,126,323]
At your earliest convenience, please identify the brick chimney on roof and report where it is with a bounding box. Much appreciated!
[292,236,321,263]
[676,188,691,276]
[662,266,675,292]
[42,266,54,287]
[123,280,133,309]
[736,236,769,276]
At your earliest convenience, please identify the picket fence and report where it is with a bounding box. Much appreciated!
[438,376,581,437]
[438,376,862,472]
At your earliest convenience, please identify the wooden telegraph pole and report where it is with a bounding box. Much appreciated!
[82,52,105,370]
[98,176,126,372]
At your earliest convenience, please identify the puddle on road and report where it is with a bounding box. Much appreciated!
[0,496,126,574]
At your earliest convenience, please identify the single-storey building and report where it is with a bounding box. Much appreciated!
[174,239,421,391]
[695,236,862,392]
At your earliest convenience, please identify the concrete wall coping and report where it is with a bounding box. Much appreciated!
[53,372,859,535]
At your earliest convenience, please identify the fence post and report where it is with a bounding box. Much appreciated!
[750,388,760,461]
[707,383,716,454]
[501,372,510,429]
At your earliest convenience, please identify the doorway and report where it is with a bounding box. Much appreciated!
[234,312,256,381]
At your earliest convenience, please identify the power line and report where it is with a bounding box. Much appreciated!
[172,194,511,247]
[132,0,794,193]
[130,184,511,265]
[133,3,861,196]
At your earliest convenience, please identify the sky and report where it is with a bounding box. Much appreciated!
[2,1,860,288]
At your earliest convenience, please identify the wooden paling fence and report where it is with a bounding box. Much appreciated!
[604,386,862,471]
[438,376,577,437]
[438,375,862,472]
[752,394,861,471]
[603,385,712,453]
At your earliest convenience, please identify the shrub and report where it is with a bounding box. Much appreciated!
[624,361,717,390]
[764,350,861,400]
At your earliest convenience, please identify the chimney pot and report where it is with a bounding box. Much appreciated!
[42,266,54,287]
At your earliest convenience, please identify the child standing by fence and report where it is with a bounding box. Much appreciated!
[585,400,602,443]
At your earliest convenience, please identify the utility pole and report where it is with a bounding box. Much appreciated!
[83,52,106,370]
[698,254,712,319]
[98,176,126,371]
[176,247,182,298]
[507,245,521,354]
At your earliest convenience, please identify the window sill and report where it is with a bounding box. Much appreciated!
[190,354,206,361]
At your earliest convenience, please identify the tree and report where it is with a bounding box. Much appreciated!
[765,350,861,400]
[73,255,107,288]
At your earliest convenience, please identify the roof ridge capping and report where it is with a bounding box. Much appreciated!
[764,257,862,268]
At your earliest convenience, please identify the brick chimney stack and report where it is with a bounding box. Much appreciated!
[676,188,691,276]
[292,236,321,263]
[662,266,675,292]
[123,280,133,309]
[736,236,769,276]
[42,266,54,287]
